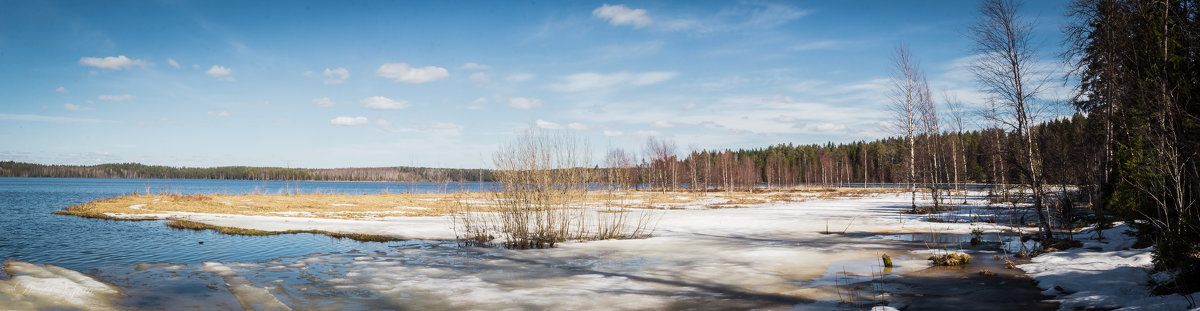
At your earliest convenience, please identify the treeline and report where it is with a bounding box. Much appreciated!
[0,161,493,182]
[600,115,1093,191]
[1064,0,1199,292]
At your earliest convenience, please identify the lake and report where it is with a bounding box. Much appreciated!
[0,177,491,273]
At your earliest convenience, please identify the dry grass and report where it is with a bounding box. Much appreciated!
[58,186,903,221]
[165,220,401,242]
[58,192,497,220]
[928,253,972,266]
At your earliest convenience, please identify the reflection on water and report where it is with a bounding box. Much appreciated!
[870,232,1042,253]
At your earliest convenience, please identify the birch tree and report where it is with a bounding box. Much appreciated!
[969,0,1053,241]
[888,44,924,212]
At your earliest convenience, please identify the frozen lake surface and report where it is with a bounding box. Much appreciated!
[1,177,1058,309]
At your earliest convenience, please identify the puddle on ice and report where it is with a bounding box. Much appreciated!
[796,256,927,289]
[869,232,1043,253]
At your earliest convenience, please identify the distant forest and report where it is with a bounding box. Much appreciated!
[0,161,494,182]
[1,113,1088,186]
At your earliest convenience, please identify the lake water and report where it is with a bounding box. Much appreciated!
[0,177,492,273]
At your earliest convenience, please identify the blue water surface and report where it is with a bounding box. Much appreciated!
[0,177,491,272]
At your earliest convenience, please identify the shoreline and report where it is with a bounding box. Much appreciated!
[25,188,1177,309]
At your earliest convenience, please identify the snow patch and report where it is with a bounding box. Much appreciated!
[0,260,122,310]
[1019,224,1200,310]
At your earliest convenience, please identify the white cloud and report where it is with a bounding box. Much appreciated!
[550,71,677,92]
[650,120,675,128]
[319,67,349,84]
[460,62,491,70]
[205,65,234,81]
[508,97,544,109]
[567,123,589,130]
[791,40,842,51]
[659,2,808,33]
[593,4,652,28]
[361,96,409,110]
[470,97,488,105]
[375,119,397,131]
[506,73,535,82]
[330,116,369,126]
[535,120,563,130]
[422,122,462,130]
[167,58,180,68]
[98,94,135,102]
[64,104,93,111]
[603,130,624,137]
[55,86,67,94]
[813,123,846,132]
[469,72,492,86]
[78,55,150,70]
[634,130,664,137]
[376,63,449,83]
[313,97,336,107]
[207,111,232,117]
[0,113,110,124]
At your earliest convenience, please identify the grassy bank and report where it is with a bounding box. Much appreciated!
[164,220,402,242]
[55,186,901,221]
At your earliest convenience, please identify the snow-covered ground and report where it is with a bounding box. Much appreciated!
[6,191,1194,309]
[1019,223,1200,310]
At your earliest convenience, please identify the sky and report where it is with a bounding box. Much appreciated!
[0,0,1074,169]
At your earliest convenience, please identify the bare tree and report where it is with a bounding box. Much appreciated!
[969,0,1053,241]
[888,44,924,212]
[644,137,678,192]
[944,92,968,204]
[918,78,944,208]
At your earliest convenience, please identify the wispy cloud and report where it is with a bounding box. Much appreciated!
[308,67,349,84]
[0,113,110,124]
[78,55,151,70]
[535,119,563,130]
[330,116,368,126]
[791,40,843,51]
[98,94,135,102]
[376,63,449,83]
[506,73,535,82]
[659,2,809,33]
[205,65,234,81]
[361,96,409,110]
[313,97,337,107]
[593,4,652,28]
[64,104,93,111]
[55,86,68,94]
[508,97,543,109]
[460,62,491,70]
[469,72,493,87]
[206,111,232,117]
[549,71,677,92]
[167,58,181,68]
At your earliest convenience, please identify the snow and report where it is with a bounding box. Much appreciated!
[1018,223,1200,310]
[45,190,1200,309]
[0,260,123,310]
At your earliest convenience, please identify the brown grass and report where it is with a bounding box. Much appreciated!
[165,220,401,242]
[928,253,972,266]
[58,187,899,220]
[57,192,498,220]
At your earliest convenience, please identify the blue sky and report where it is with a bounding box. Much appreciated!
[0,1,1072,169]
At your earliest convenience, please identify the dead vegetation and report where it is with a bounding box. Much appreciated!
[57,192,495,220]
[165,220,401,242]
[928,252,972,266]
